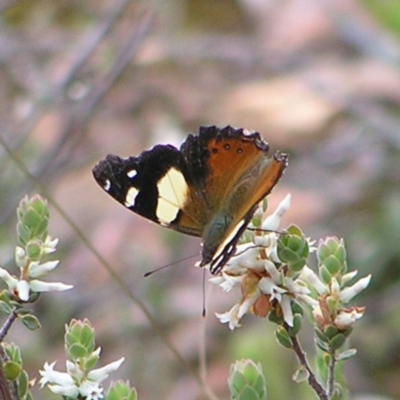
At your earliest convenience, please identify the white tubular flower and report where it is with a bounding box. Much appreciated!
[66,360,84,381]
[17,280,30,301]
[0,267,18,289]
[258,278,286,302]
[339,275,371,303]
[40,362,75,387]
[48,384,79,397]
[15,246,28,268]
[225,244,261,271]
[215,273,243,292]
[280,296,294,327]
[262,194,291,231]
[87,357,125,382]
[216,304,242,330]
[79,381,104,400]
[42,236,59,254]
[29,260,60,278]
[264,260,281,283]
[302,266,327,295]
[29,280,73,293]
[341,270,359,285]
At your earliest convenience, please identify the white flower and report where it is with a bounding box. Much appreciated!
[0,267,18,289]
[79,380,104,400]
[339,275,371,303]
[213,194,315,329]
[87,357,125,382]
[40,362,75,387]
[40,356,124,399]
[211,272,242,292]
[15,246,27,268]
[301,266,327,295]
[66,360,84,381]
[258,277,286,302]
[29,260,60,278]
[42,236,59,254]
[48,384,79,397]
[29,280,73,293]
[16,280,30,301]
[334,308,365,330]
[280,296,294,327]
[262,194,291,231]
[216,304,242,330]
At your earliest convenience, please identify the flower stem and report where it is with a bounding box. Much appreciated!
[289,332,328,400]
[328,348,336,397]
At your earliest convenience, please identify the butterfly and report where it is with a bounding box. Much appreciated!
[92,125,288,274]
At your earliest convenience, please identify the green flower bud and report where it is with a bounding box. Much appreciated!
[228,359,267,400]
[16,195,49,244]
[317,237,347,278]
[65,319,95,360]
[107,381,138,400]
[277,225,309,273]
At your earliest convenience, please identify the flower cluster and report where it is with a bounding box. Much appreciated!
[211,194,371,341]
[40,319,125,400]
[0,195,72,302]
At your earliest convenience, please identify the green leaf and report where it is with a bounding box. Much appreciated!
[4,361,21,380]
[68,343,88,360]
[17,370,29,398]
[323,325,339,340]
[21,314,41,330]
[287,314,302,337]
[292,366,309,383]
[0,300,13,314]
[329,333,347,350]
[84,352,99,370]
[275,327,293,348]
[236,386,260,400]
[337,348,357,361]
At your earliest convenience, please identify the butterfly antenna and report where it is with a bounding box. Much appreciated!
[247,227,284,234]
[202,267,207,317]
[143,254,198,277]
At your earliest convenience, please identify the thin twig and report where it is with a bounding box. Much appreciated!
[0,312,17,343]
[290,334,328,400]
[327,348,336,397]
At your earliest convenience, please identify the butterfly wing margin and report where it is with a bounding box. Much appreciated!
[92,145,207,237]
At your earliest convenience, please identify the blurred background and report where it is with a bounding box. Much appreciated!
[1,0,400,399]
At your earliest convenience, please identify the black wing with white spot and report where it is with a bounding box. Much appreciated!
[92,145,188,224]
